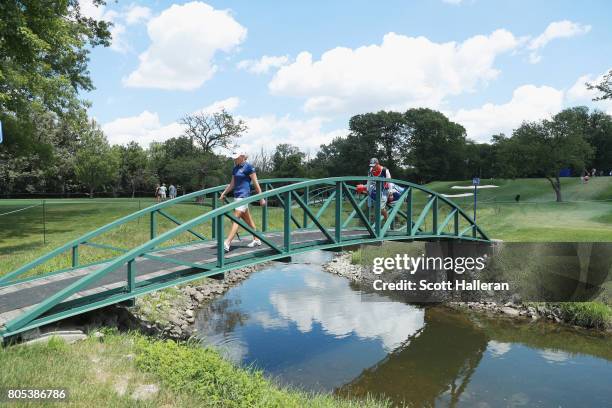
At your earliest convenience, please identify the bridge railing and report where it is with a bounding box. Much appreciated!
[0,178,317,286]
[1,177,489,337]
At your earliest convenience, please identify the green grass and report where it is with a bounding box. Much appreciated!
[0,330,388,408]
[2,177,612,278]
[556,302,612,330]
[429,177,612,241]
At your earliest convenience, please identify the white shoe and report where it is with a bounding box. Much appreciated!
[247,239,262,248]
[223,242,230,252]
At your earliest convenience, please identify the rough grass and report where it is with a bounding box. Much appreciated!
[556,302,612,330]
[0,330,388,408]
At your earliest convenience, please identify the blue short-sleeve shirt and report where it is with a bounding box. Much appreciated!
[232,162,255,198]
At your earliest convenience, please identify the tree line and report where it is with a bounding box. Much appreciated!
[1,1,611,202]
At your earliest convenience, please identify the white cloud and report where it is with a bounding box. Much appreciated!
[269,30,520,115]
[528,20,591,63]
[124,4,152,25]
[78,1,151,54]
[123,2,247,90]
[239,115,346,154]
[237,55,290,74]
[567,72,612,115]
[451,84,564,141]
[102,111,183,146]
[198,97,241,114]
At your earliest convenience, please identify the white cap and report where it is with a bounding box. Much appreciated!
[231,151,247,159]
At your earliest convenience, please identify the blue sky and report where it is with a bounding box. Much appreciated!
[80,0,612,153]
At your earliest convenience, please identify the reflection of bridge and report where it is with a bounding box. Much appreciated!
[0,177,489,340]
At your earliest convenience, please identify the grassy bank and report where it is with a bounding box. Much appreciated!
[0,330,388,407]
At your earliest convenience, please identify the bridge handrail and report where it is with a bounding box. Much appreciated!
[1,176,490,334]
[0,178,314,285]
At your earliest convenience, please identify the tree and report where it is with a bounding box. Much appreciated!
[118,142,149,197]
[0,0,111,121]
[179,109,247,153]
[74,122,119,197]
[403,108,468,182]
[272,144,306,177]
[348,112,408,176]
[587,70,612,101]
[495,110,593,202]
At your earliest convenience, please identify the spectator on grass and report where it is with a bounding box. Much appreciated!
[159,183,167,201]
[169,184,177,199]
[155,184,161,202]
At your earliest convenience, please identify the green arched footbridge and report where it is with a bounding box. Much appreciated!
[0,177,489,339]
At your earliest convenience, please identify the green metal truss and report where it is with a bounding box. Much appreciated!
[0,177,489,339]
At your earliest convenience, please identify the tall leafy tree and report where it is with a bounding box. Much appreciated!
[495,110,593,202]
[74,122,119,197]
[403,108,468,182]
[272,144,306,178]
[179,109,247,153]
[0,0,111,124]
[118,142,149,197]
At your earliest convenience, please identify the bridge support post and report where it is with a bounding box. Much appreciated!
[262,184,268,232]
[335,182,343,243]
[283,191,291,252]
[375,180,382,238]
[406,187,413,236]
[150,211,157,240]
[71,245,79,268]
[216,215,224,268]
[302,186,309,228]
[212,192,218,239]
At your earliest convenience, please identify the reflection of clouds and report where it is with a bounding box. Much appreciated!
[251,311,289,329]
[269,273,425,351]
[487,341,512,357]
[539,349,570,363]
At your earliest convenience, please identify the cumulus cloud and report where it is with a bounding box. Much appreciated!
[124,4,152,25]
[237,55,290,74]
[102,111,183,146]
[528,20,591,63]
[101,96,343,151]
[239,115,346,154]
[78,1,152,53]
[198,97,241,114]
[451,84,564,141]
[567,72,612,115]
[123,1,247,90]
[268,30,520,115]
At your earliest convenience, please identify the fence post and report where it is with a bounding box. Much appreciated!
[42,199,46,244]
[407,188,413,235]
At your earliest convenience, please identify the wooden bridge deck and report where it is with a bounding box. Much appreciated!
[0,229,366,330]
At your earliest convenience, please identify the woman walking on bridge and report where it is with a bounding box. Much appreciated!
[219,151,266,252]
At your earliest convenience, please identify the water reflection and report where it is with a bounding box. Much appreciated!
[195,252,612,407]
[195,253,425,391]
